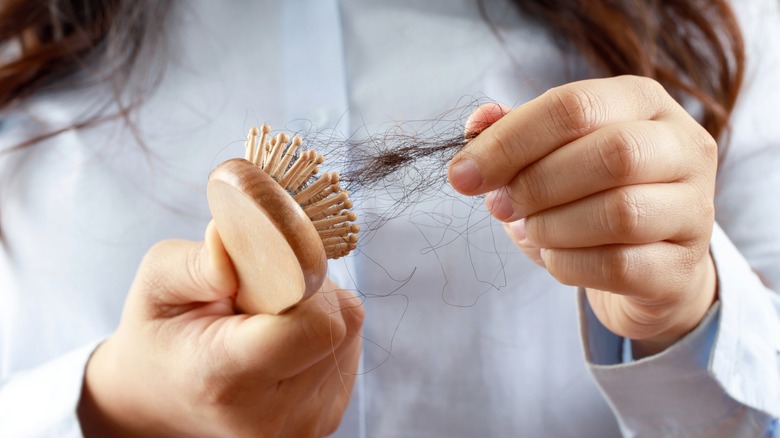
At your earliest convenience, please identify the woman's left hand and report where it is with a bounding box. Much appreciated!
[449,76,718,358]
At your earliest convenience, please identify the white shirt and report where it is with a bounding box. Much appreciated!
[1,1,779,436]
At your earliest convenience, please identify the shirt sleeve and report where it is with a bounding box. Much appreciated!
[577,224,780,437]
[0,341,101,438]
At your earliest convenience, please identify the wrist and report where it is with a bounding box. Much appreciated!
[78,339,122,437]
[77,338,160,438]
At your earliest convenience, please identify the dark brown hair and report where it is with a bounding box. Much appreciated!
[506,0,744,141]
[0,0,171,151]
[0,0,743,144]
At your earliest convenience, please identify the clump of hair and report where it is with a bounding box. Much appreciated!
[284,102,495,238]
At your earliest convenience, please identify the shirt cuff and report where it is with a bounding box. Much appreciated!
[577,223,780,436]
[708,223,780,416]
[0,340,102,438]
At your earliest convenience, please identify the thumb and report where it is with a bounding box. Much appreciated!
[131,220,238,311]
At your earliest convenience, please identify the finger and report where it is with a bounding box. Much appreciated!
[541,242,706,297]
[464,103,512,137]
[317,333,362,437]
[448,76,678,195]
[292,318,362,395]
[222,286,364,380]
[486,120,702,221]
[131,221,238,312]
[280,327,361,438]
[290,287,364,390]
[524,183,712,248]
[284,312,362,425]
[502,221,546,268]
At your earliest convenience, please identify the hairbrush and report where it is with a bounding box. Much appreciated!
[207,125,359,314]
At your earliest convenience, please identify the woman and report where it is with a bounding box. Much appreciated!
[1,0,778,436]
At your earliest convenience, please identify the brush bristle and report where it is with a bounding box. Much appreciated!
[244,126,359,259]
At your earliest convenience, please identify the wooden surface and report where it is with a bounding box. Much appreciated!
[207,158,327,314]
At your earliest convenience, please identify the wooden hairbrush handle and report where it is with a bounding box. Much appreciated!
[207,158,327,314]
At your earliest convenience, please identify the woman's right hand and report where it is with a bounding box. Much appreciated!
[77,222,364,438]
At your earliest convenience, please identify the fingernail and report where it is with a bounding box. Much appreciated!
[448,158,483,193]
[486,189,514,221]
[508,218,526,242]
[464,103,510,138]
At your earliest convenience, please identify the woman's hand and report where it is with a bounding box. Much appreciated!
[449,76,717,358]
[78,222,364,437]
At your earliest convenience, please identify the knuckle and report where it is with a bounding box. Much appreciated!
[341,300,366,336]
[543,250,576,287]
[666,247,703,294]
[682,186,715,243]
[678,246,701,273]
[692,127,719,164]
[302,304,346,353]
[139,241,169,275]
[144,240,169,259]
[605,190,645,240]
[513,171,548,212]
[517,164,554,211]
[136,241,175,293]
[691,187,715,226]
[603,248,635,288]
[700,196,715,223]
[627,75,669,110]
[546,85,604,135]
[634,75,665,96]
[481,122,526,174]
[597,128,646,183]
[525,215,549,246]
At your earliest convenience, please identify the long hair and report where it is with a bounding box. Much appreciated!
[0,0,743,143]
[0,0,171,151]
[507,0,744,142]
